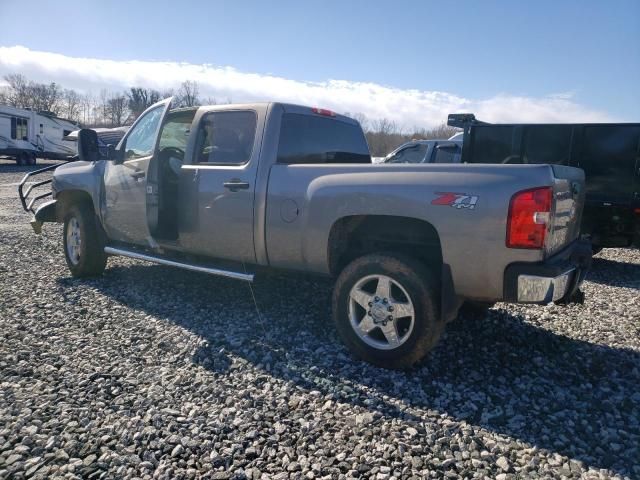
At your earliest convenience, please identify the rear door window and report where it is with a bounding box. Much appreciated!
[195,111,256,165]
[277,113,370,164]
[159,112,196,151]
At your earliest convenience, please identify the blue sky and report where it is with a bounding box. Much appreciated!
[0,0,638,127]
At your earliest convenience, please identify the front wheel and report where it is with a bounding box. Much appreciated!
[332,253,442,369]
[63,204,107,277]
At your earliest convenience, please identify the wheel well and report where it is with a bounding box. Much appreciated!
[328,215,443,276]
[55,190,95,221]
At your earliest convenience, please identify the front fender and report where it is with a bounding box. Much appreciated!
[52,160,105,220]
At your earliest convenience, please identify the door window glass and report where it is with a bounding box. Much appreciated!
[386,144,427,163]
[123,106,164,160]
[195,111,257,165]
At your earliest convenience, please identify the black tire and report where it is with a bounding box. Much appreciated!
[27,153,37,166]
[16,153,27,166]
[332,253,442,369]
[63,203,107,277]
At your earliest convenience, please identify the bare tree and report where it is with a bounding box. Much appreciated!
[178,80,200,107]
[30,82,61,113]
[98,89,110,126]
[201,96,218,106]
[127,87,162,118]
[409,122,459,140]
[107,94,128,126]
[60,89,82,122]
[366,118,401,156]
[2,75,62,114]
[3,74,28,107]
[80,93,95,126]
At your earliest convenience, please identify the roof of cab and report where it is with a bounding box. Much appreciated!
[180,102,359,126]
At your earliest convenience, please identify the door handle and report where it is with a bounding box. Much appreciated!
[223,180,250,191]
[130,170,145,179]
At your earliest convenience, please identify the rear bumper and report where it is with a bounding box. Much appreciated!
[503,239,592,304]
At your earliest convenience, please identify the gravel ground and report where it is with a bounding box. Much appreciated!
[1,160,639,479]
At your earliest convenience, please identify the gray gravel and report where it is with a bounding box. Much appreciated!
[1,159,639,479]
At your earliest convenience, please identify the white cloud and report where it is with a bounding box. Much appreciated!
[0,45,615,129]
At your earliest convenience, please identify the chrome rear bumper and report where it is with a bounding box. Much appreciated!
[517,268,575,303]
[504,239,591,305]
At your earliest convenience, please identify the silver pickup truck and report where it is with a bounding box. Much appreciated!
[21,98,591,368]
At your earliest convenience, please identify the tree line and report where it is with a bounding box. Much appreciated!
[0,74,213,129]
[0,73,458,156]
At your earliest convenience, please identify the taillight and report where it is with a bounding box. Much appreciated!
[506,187,552,249]
[311,107,336,117]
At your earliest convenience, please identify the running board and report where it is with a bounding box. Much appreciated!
[104,246,254,282]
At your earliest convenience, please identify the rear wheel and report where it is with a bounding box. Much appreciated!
[27,153,37,165]
[63,204,107,277]
[16,153,27,166]
[332,253,442,369]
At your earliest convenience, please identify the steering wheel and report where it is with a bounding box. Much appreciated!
[159,147,185,181]
[160,146,185,160]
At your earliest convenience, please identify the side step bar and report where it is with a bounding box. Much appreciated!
[104,246,254,282]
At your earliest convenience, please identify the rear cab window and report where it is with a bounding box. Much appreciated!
[277,113,371,164]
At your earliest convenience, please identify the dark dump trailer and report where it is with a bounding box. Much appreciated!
[448,114,640,252]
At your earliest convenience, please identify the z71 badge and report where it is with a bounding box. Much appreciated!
[431,192,479,210]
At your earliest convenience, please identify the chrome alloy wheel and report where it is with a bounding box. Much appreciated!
[66,216,82,265]
[348,274,415,350]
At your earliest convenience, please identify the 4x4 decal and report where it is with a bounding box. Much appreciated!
[432,192,479,210]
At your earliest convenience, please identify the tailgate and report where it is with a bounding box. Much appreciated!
[546,165,586,255]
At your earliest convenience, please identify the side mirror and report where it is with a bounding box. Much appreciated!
[77,129,99,162]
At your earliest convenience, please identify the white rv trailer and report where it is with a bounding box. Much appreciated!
[0,105,79,165]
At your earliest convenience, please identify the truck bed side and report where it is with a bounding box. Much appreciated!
[265,163,582,301]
